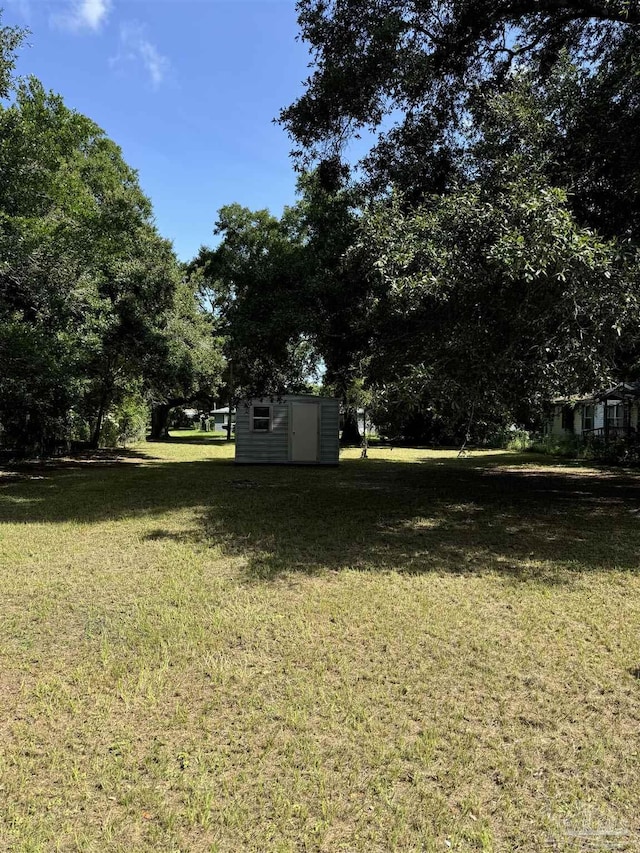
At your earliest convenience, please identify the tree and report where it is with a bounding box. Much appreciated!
[468,52,640,239]
[294,170,376,444]
[190,203,320,398]
[359,179,640,427]
[278,1,640,440]
[281,0,640,218]
[0,72,181,452]
[146,271,225,440]
[190,180,382,445]
[80,226,180,448]
[0,14,24,98]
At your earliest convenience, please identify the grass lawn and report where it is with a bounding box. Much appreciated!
[1,437,639,852]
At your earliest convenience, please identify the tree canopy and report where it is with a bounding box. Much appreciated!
[3,3,640,452]
[0,23,223,453]
[281,1,640,231]
[189,202,318,397]
[282,0,639,153]
[361,179,638,426]
[272,0,640,440]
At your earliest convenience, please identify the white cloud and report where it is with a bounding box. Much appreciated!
[110,21,170,88]
[137,38,168,87]
[55,0,111,32]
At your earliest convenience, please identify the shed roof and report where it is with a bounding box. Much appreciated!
[238,395,339,404]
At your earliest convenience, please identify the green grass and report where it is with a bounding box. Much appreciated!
[1,438,639,852]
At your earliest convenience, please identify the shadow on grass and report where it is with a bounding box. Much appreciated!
[1,449,639,583]
[1,446,162,473]
[150,433,233,446]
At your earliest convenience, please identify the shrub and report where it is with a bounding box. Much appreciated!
[531,433,640,466]
[504,429,534,451]
[485,427,536,451]
[582,435,640,466]
[101,397,148,447]
[530,434,583,457]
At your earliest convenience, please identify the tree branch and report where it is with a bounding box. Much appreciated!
[506,0,640,26]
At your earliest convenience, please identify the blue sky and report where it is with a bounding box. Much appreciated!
[5,0,316,261]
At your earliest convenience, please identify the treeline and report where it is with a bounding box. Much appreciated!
[0,20,223,455]
[190,1,640,444]
[4,2,640,452]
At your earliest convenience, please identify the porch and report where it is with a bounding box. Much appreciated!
[582,425,637,440]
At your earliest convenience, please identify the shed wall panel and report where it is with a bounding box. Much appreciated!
[319,402,340,464]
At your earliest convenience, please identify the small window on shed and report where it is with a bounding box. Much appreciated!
[582,405,594,432]
[252,405,271,432]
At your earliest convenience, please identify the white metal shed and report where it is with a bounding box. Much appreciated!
[234,395,340,465]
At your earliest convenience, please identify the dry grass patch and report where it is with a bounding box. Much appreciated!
[0,438,639,851]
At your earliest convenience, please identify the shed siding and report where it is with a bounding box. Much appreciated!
[235,403,289,464]
[235,396,339,465]
[319,404,340,462]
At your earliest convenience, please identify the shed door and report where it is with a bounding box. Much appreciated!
[291,403,319,462]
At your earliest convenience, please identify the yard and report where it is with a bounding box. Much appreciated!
[0,439,639,852]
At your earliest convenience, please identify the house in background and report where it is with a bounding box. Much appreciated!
[210,406,234,433]
[547,382,640,441]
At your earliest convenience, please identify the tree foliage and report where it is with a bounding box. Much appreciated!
[190,202,320,397]
[361,180,638,424]
[0,27,222,453]
[282,0,639,152]
[281,1,640,225]
[275,0,640,440]
[190,178,374,446]
[146,272,225,439]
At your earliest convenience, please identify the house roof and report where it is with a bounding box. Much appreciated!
[552,381,640,406]
[595,381,640,401]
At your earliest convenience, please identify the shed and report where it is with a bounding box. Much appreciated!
[234,395,340,465]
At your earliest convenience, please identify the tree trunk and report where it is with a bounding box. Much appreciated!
[340,406,362,446]
[226,359,234,441]
[148,397,206,441]
[91,394,108,450]
[360,409,369,458]
[149,403,172,440]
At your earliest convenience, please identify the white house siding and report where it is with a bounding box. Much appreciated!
[548,395,640,439]
[574,401,639,434]
[549,407,565,436]
[573,408,582,435]
[549,404,580,436]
